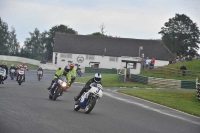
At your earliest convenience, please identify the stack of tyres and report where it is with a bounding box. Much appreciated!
[196,84,200,101]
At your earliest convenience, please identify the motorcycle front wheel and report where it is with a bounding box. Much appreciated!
[52,87,61,100]
[74,102,80,111]
[85,97,96,114]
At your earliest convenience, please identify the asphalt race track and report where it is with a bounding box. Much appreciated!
[0,70,200,133]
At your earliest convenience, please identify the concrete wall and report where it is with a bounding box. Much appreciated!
[0,55,58,70]
[0,55,40,65]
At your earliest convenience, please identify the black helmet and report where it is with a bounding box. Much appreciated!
[94,73,102,83]
[63,66,70,76]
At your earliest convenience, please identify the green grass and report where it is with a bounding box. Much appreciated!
[76,74,158,88]
[0,60,39,70]
[118,89,200,117]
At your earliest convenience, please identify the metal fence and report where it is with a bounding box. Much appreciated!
[147,67,200,79]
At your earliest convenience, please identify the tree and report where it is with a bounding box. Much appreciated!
[159,14,200,56]
[24,28,44,60]
[46,24,78,61]
[0,17,9,54]
[7,27,20,55]
[89,32,105,36]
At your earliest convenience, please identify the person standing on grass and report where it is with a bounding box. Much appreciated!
[180,64,187,76]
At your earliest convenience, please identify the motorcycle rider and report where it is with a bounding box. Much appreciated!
[69,63,76,86]
[50,66,72,96]
[47,67,62,90]
[47,66,71,90]
[16,62,26,82]
[74,73,102,101]
[0,62,8,84]
[76,65,82,76]
[9,64,16,76]
[37,67,44,77]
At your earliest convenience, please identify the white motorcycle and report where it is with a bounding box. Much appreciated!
[74,83,103,114]
[10,69,16,80]
[0,67,6,84]
[17,68,25,85]
[37,70,43,81]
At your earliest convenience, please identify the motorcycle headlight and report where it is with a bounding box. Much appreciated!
[62,82,67,87]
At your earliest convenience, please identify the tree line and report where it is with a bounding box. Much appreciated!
[0,13,199,62]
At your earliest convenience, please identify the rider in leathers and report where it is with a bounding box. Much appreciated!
[0,62,8,84]
[74,73,102,101]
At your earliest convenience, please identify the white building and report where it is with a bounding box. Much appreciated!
[53,33,174,73]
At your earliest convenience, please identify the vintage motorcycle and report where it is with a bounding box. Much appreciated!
[0,67,6,84]
[10,69,16,80]
[74,83,103,114]
[37,70,43,81]
[49,75,68,100]
[17,68,25,85]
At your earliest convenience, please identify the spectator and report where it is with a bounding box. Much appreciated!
[150,57,155,69]
[146,57,150,68]
[180,64,187,76]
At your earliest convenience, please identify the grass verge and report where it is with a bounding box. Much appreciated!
[76,74,158,88]
[118,89,200,117]
[0,60,38,70]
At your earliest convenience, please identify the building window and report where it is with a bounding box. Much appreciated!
[109,57,118,62]
[60,53,67,58]
[86,55,95,60]
[67,53,72,58]
[60,53,72,58]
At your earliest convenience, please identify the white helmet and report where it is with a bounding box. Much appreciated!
[94,73,102,83]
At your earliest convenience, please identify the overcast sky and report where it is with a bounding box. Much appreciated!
[0,0,200,51]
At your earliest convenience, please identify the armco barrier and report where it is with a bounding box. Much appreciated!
[131,74,148,84]
[85,67,117,74]
[181,80,196,89]
[131,74,196,89]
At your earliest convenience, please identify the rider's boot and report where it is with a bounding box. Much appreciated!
[74,89,85,101]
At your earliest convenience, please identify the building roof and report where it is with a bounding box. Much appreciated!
[54,33,174,60]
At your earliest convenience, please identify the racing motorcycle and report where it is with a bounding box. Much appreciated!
[37,70,43,81]
[10,69,16,80]
[17,68,25,85]
[74,83,103,114]
[0,67,6,84]
[49,75,67,100]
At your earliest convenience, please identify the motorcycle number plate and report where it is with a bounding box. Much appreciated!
[19,71,24,74]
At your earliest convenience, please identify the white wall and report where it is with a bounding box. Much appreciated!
[53,52,169,70]
[0,55,58,70]
[0,55,40,65]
